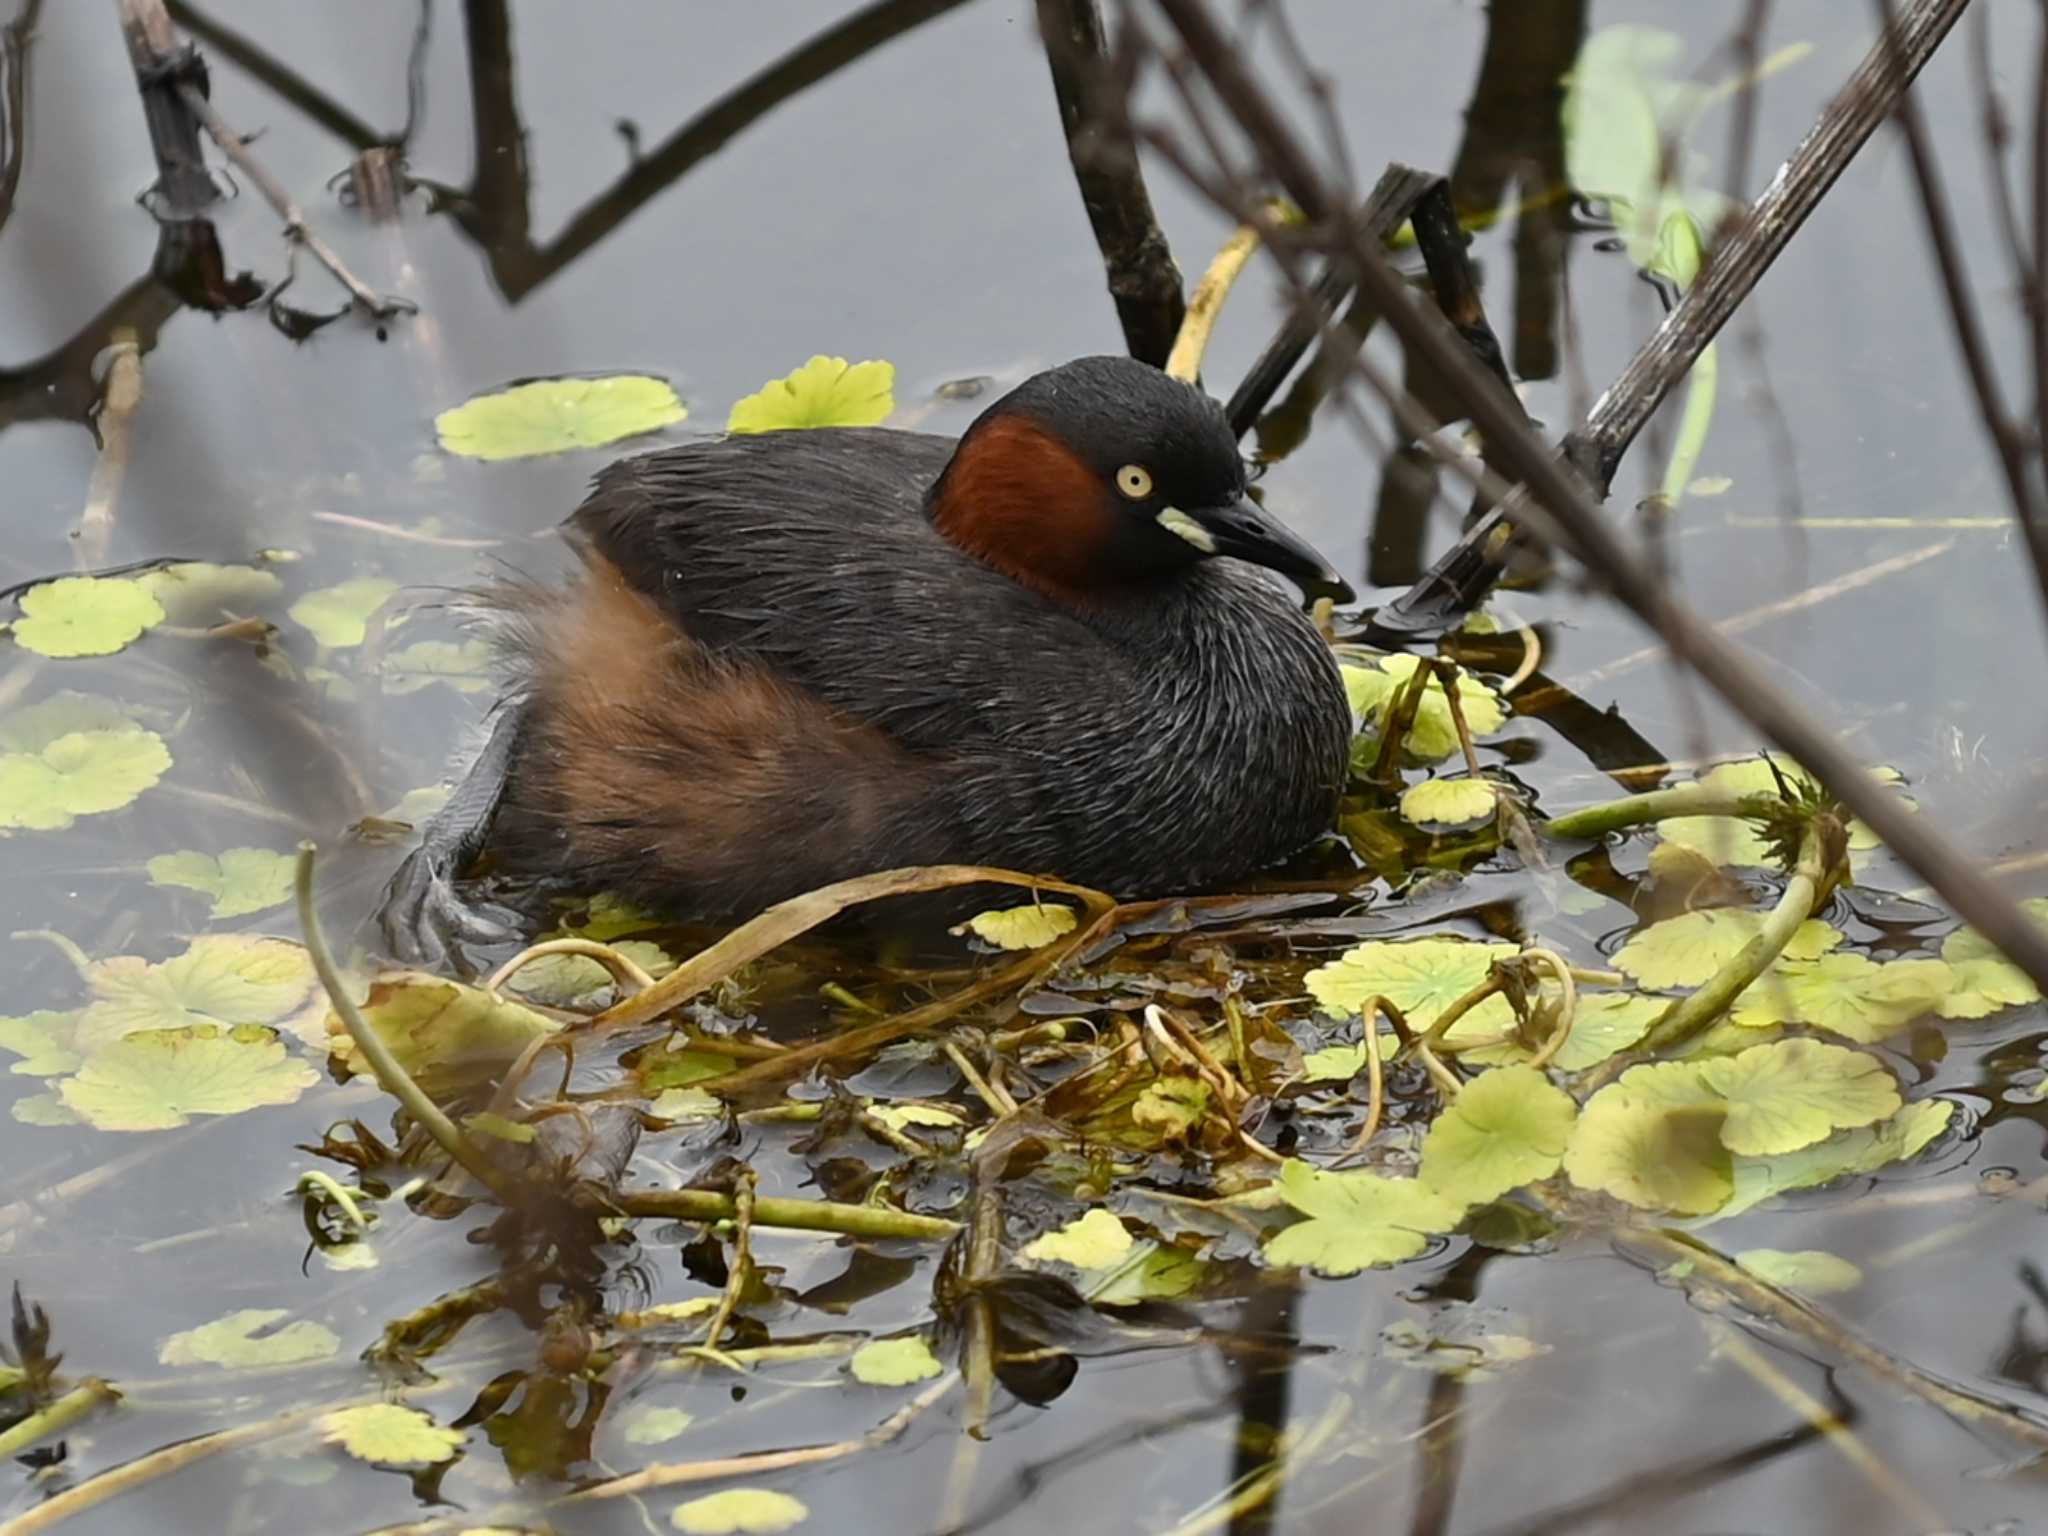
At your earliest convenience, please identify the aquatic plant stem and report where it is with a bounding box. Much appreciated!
[614,1188,957,1242]
[1543,785,1782,841]
[0,1379,118,1461]
[1628,823,1829,1063]
[699,1169,756,1352]
[1166,206,1287,382]
[483,937,655,997]
[292,844,517,1204]
[74,333,140,568]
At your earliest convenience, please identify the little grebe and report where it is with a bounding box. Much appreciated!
[380,355,1354,965]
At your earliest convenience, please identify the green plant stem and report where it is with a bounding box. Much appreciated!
[1544,785,1781,841]
[1632,825,1827,1061]
[614,1188,958,1242]
[292,844,520,1205]
[0,1379,118,1460]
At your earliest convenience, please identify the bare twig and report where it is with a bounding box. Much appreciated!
[1037,0,1186,365]
[114,0,216,215]
[1144,0,2048,998]
[172,78,411,318]
[1375,0,1974,635]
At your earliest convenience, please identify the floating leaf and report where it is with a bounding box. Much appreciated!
[287,578,399,649]
[1730,953,1951,1041]
[437,374,686,461]
[1262,1160,1465,1275]
[1552,992,1669,1072]
[321,1404,465,1466]
[10,1092,77,1126]
[1021,1208,1133,1269]
[621,1404,695,1445]
[1420,1065,1578,1206]
[383,639,494,695]
[76,935,316,1049]
[959,901,1078,950]
[640,1045,738,1091]
[160,1308,340,1368]
[1697,1038,1900,1155]
[1084,1243,1204,1306]
[850,1336,944,1386]
[868,1102,962,1132]
[0,1012,80,1076]
[1305,937,1517,1033]
[10,576,164,657]
[1564,1065,1732,1214]
[146,847,297,919]
[1341,656,1505,763]
[649,1086,723,1122]
[331,975,557,1083]
[1383,1315,1551,1380]
[1715,1099,1953,1220]
[60,1028,319,1130]
[1400,777,1497,828]
[1937,900,2048,1019]
[137,561,284,625]
[1614,910,1841,989]
[1132,1075,1209,1139]
[671,1487,809,1534]
[1735,1248,1862,1295]
[0,721,170,831]
[1301,1043,1371,1082]
[728,356,894,433]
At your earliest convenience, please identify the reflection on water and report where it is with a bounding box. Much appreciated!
[1,3,2046,1533]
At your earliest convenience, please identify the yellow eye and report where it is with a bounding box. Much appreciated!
[1115,464,1155,500]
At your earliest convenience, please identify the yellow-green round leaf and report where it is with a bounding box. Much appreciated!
[1937,901,2048,1019]
[1305,937,1517,1032]
[868,1102,962,1132]
[332,975,557,1083]
[0,1012,80,1076]
[727,356,894,433]
[1342,654,1505,762]
[1400,777,1497,828]
[437,375,686,461]
[961,902,1078,950]
[1563,1069,1731,1214]
[287,578,399,649]
[621,1404,695,1445]
[146,847,297,919]
[1262,1160,1464,1276]
[671,1488,809,1534]
[1614,910,1841,989]
[850,1335,943,1386]
[1730,954,1951,1041]
[1697,1038,1900,1155]
[1716,1100,1953,1220]
[1021,1208,1133,1268]
[383,639,493,695]
[76,935,316,1049]
[60,1029,319,1130]
[1301,1042,1371,1082]
[1420,1065,1577,1205]
[11,576,164,658]
[1551,992,1668,1072]
[1735,1248,1862,1295]
[0,726,170,830]
[160,1308,340,1368]
[137,561,283,624]
[1084,1243,1204,1306]
[321,1403,465,1466]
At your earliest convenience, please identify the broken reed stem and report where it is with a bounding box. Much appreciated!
[612,1187,958,1243]
[75,332,141,568]
[1636,1228,2048,1453]
[171,80,407,317]
[1368,658,1435,785]
[293,844,517,1204]
[591,864,1114,1036]
[1165,206,1286,382]
[1626,822,1829,1064]
[699,1168,756,1352]
[1706,1320,1952,1531]
[0,1378,119,1461]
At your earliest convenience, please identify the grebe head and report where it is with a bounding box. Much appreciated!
[928,355,1355,607]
